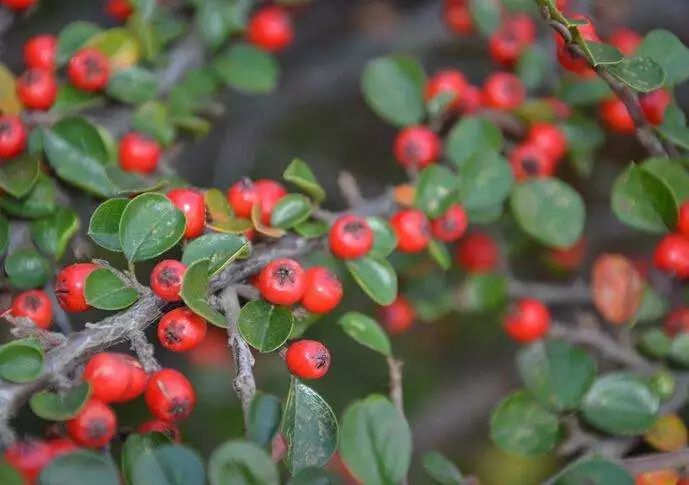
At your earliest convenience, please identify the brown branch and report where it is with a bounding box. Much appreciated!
[624,448,689,475]
[386,355,408,485]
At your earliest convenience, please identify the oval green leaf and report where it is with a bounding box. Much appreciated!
[0,339,44,384]
[29,382,91,421]
[106,67,158,103]
[214,43,278,94]
[88,198,128,252]
[457,152,513,210]
[346,257,398,306]
[248,393,282,447]
[0,172,56,219]
[180,259,227,327]
[446,117,503,168]
[5,249,51,290]
[182,233,250,276]
[270,194,313,229]
[553,457,633,485]
[338,312,391,357]
[31,208,80,259]
[121,432,172,485]
[39,451,119,485]
[238,300,293,353]
[131,445,205,485]
[56,21,102,66]
[283,158,325,203]
[422,451,463,485]
[0,154,39,198]
[208,440,278,485]
[366,216,398,258]
[85,268,139,311]
[414,165,457,218]
[605,56,666,93]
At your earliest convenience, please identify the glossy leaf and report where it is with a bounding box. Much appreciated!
[422,451,463,485]
[5,249,51,290]
[469,0,501,35]
[208,440,278,485]
[0,154,39,198]
[414,165,457,218]
[446,117,503,168]
[248,393,282,447]
[31,208,80,259]
[121,432,172,485]
[553,457,633,485]
[288,468,339,485]
[346,257,398,305]
[52,85,102,114]
[670,333,689,366]
[605,57,666,93]
[237,300,293,352]
[85,28,140,70]
[182,233,250,276]
[366,216,398,258]
[294,220,329,238]
[214,43,278,94]
[29,383,91,421]
[0,339,44,384]
[637,29,689,86]
[56,21,102,65]
[85,268,139,311]
[0,173,56,219]
[107,166,165,196]
[88,198,128,252]
[106,67,158,103]
[39,451,119,485]
[132,101,176,145]
[639,328,672,359]
[180,259,226,327]
[455,274,507,313]
[131,445,205,485]
[642,157,689,203]
[428,240,452,271]
[457,152,513,211]
[586,42,624,66]
[338,312,392,357]
[270,194,313,229]
[283,159,325,203]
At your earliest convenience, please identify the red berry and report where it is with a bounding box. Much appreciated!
[118,132,161,175]
[247,6,293,53]
[16,68,57,110]
[600,97,635,134]
[301,267,343,314]
[509,143,556,181]
[150,259,186,302]
[424,70,468,110]
[258,258,306,306]
[431,204,468,243]
[118,355,148,402]
[1,0,36,11]
[654,234,689,279]
[227,178,259,218]
[527,122,567,162]
[640,89,671,126]
[66,399,117,448]
[328,214,374,260]
[11,289,53,329]
[482,72,525,111]
[457,233,499,273]
[145,369,196,422]
[393,126,440,169]
[546,97,572,120]
[285,340,330,380]
[55,263,99,312]
[83,352,132,403]
[664,308,689,337]
[46,438,78,459]
[379,296,415,334]
[504,299,551,343]
[138,420,181,442]
[609,28,642,56]
[105,0,133,21]
[167,188,206,239]
[67,48,110,92]
[489,30,523,67]
[255,179,287,224]
[23,34,56,71]
[157,307,207,352]
[546,238,587,272]
[678,202,689,238]
[444,0,473,35]
[4,440,52,482]
[556,38,594,77]
[390,209,431,253]
[0,115,27,160]
[460,84,483,114]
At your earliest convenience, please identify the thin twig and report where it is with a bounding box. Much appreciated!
[386,355,407,485]
[128,329,160,373]
[624,448,689,475]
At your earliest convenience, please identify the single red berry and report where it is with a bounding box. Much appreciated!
[600,97,635,134]
[138,420,181,442]
[255,179,287,224]
[509,143,556,182]
[16,68,57,110]
[11,289,53,329]
[55,262,99,312]
[1,0,37,11]
[328,214,374,260]
[46,438,78,459]
[609,28,642,56]
[505,13,536,44]
[187,327,230,368]
[460,84,483,114]
[527,122,567,162]
[424,70,468,110]
[457,233,499,273]
[393,126,440,169]
[678,202,689,238]
[546,238,587,272]
[482,72,525,110]
[157,307,207,352]
[285,340,330,380]
[105,0,133,21]
[23,34,57,71]
[227,178,259,218]
[150,259,186,302]
[489,29,523,67]
[640,89,671,126]
[556,38,594,77]
[67,48,110,92]
[431,204,468,243]
[66,399,117,448]
[390,209,432,253]
[246,6,293,53]
[167,188,206,239]
[4,440,52,482]
[379,296,415,334]
[664,308,689,337]
[258,258,306,306]
[444,0,473,35]
[504,299,551,343]
[118,132,161,175]
[0,115,27,160]
[83,352,133,403]
[301,267,343,314]
[145,369,196,422]
[654,234,689,279]
[117,354,148,402]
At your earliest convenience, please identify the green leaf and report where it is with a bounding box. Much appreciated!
[29,382,91,421]
[119,192,185,262]
[586,42,624,66]
[469,0,501,35]
[121,432,172,485]
[581,373,660,435]
[560,77,612,106]
[39,451,119,485]
[340,395,411,485]
[270,194,313,229]
[669,333,689,366]
[605,57,666,93]
[0,338,43,383]
[642,157,689,203]
[0,173,56,218]
[283,158,326,203]
[637,29,689,86]
[428,240,452,271]
[31,208,79,259]
[0,463,22,485]
[639,328,671,359]
[52,85,102,114]
[208,440,278,485]
[248,393,282,447]
[43,117,114,197]
[85,268,139,311]
[180,259,227,327]
[182,233,250,276]
[366,216,398,258]
[611,164,678,233]
[456,274,507,313]
[196,0,243,49]
[131,445,205,485]
[5,249,50,290]
[422,451,463,485]
[168,68,218,117]
[56,22,102,66]
[635,286,669,323]
[457,152,513,211]
[361,56,425,127]
[106,67,158,103]
[446,117,503,168]
[0,214,8,255]
[132,101,176,145]
[131,0,156,20]
[657,124,689,151]
[106,166,165,196]
[88,198,128,252]
[553,457,633,485]
[214,43,278,94]
[511,177,585,248]
[414,165,457,218]
[294,220,329,238]
[0,154,39,198]
[517,45,551,90]
[338,312,392,357]
[288,468,339,485]
[490,391,560,456]
[346,257,398,305]
[84,28,140,70]
[237,300,293,353]
[517,339,597,411]
[281,380,338,474]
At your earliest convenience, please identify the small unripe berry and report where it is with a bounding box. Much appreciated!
[424,70,468,110]
[105,0,133,21]
[0,115,27,160]
[55,262,99,312]
[443,0,473,35]
[390,209,431,253]
[664,308,689,337]
[150,259,186,302]
[255,179,287,224]
[247,6,293,52]
[504,299,551,343]
[393,126,440,169]
[118,132,161,175]
[227,178,259,218]
[640,89,671,126]
[68,48,110,92]
[482,72,525,110]
[23,34,57,71]
[608,28,642,56]
[2,0,37,11]
[379,296,415,334]
[301,267,343,314]
[167,188,206,239]
[600,97,635,134]
[654,234,689,279]
[328,214,374,260]
[457,233,499,273]
[431,204,468,243]
[527,123,567,162]
[16,68,57,110]
[509,143,556,181]
[138,420,181,442]
[157,307,207,352]
[66,399,117,448]
[11,289,53,329]
[258,258,306,306]
[677,202,689,238]
[4,440,52,482]
[285,340,330,380]
[145,369,196,422]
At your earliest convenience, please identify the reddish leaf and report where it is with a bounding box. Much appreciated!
[591,254,644,324]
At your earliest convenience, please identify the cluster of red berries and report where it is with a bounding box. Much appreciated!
[509,122,568,181]
[654,202,689,279]
[227,177,287,225]
[489,13,535,68]
[4,437,78,482]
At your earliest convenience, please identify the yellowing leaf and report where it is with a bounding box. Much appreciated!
[644,413,687,452]
[85,28,140,71]
[0,64,21,115]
